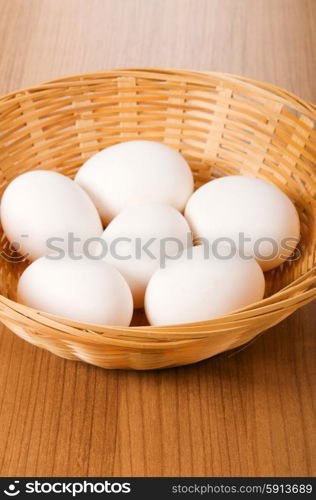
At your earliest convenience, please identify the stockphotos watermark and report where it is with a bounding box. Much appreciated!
[3,480,131,497]
[0,232,300,267]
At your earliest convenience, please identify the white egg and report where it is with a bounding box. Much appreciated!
[145,245,265,325]
[75,140,194,224]
[96,202,192,308]
[18,257,133,326]
[0,170,103,261]
[185,176,300,271]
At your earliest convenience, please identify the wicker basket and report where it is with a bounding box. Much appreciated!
[0,69,315,370]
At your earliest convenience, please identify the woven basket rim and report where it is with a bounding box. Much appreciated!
[0,68,315,335]
[1,68,315,117]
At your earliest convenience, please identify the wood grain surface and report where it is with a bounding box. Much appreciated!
[0,0,315,477]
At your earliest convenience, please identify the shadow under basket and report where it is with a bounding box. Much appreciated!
[0,69,315,370]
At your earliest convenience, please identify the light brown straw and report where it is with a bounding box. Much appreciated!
[0,69,315,369]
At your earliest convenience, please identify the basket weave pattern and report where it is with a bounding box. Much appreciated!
[0,69,315,369]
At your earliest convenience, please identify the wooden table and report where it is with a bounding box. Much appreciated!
[0,0,315,477]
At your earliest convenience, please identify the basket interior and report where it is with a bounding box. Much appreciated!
[0,70,315,327]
